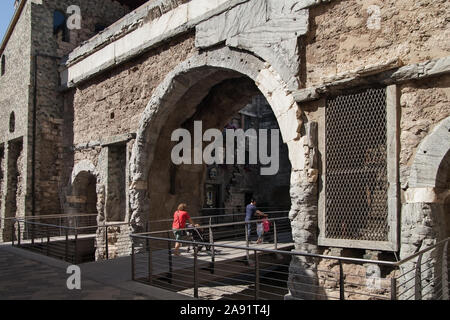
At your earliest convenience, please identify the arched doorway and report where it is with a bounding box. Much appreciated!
[438,150,450,240]
[129,47,319,300]
[129,47,309,230]
[400,116,450,299]
[71,171,98,228]
[145,79,292,222]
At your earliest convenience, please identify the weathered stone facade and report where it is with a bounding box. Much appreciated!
[0,0,135,237]
[1,0,449,299]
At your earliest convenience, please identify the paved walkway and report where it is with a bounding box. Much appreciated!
[0,244,192,300]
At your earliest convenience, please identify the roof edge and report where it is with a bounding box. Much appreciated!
[0,0,27,56]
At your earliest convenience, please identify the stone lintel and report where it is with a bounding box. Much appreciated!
[66,196,87,204]
[74,133,136,151]
[101,133,137,147]
[293,56,450,103]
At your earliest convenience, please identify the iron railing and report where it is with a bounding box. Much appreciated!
[131,228,449,300]
[7,209,290,264]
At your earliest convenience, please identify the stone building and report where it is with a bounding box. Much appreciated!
[0,0,449,299]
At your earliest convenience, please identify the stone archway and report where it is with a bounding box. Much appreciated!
[129,47,315,228]
[402,116,450,254]
[71,171,98,215]
[67,160,102,226]
[400,116,450,299]
[129,46,320,300]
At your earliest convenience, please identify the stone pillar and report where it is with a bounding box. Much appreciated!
[286,122,320,300]
[399,196,448,300]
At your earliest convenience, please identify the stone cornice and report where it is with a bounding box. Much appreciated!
[293,56,450,103]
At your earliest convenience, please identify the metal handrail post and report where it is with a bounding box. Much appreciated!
[415,253,423,300]
[105,226,109,260]
[194,244,199,298]
[274,221,278,250]
[209,223,215,274]
[131,241,136,281]
[46,225,50,256]
[148,238,153,285]
[31,222,35,245]
[168,231,173,284]
[245,223,250,263]
[146,221,149,251]
[65,228,69,262]
[11,220,15,246]
[255,250,260,300]
[339,260,345,300]
[391,277,397,300]
[442,241,448,300]
[74,228,78,264]
[17,221,21,246]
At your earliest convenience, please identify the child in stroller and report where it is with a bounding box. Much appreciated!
[186,224,211,253]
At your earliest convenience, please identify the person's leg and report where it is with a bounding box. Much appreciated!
[174,231,181,255]
[246,222,252,241]
[257,223,263,244]
[174,242,181,255]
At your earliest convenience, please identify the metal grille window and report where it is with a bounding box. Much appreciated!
[319,86,399,251]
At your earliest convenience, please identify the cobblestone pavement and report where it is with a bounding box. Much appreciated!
[0,245,190,300]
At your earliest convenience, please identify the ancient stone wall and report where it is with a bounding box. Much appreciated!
[305,0,449,87]
[28,0,132,216]
[30,0,130,58]
[285,0,450,299]
[70,32,196,146]
[46,0,449,293]
[399,74,450,188]
[0,2,31,143]
[96,224,133,260]
[0,2,32,234]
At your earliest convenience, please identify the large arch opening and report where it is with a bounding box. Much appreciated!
[146,76,292,222]
[400,117,450,299]
[130,48,305,230]
[436,149,450,239]
[127,47,324,300]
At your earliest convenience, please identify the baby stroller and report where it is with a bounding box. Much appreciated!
[186,224,211,253]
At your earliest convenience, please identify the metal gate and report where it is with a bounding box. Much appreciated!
[323,87,390,244]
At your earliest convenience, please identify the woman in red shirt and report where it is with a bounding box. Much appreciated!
[172,203,197,256]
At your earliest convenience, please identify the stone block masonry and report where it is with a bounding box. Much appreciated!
[70,32,196,146]
[30,0,133,217]
[95,224,133,260]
